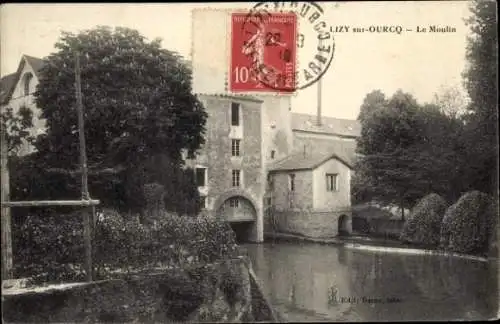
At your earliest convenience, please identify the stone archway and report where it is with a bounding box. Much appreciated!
[213,189,259,215]
[215,194,257,242]
[338,214,351,236]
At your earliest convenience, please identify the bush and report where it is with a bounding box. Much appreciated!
[440,191,497,255]
[400,193,447,247]
[13,209,239,284]
[12,212,86,283]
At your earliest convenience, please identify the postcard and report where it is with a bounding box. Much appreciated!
[1,2,498,323]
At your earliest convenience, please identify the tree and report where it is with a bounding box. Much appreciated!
[357,90,424,155]
[414,103,467,202]
[356,89,386,122]
[431,85,469,119]
[462,0,498,196]
[30,26,207,213]
[34,26,207,169]
[0,105,34,156]
[355,90,427,216]
[141,154,201,217]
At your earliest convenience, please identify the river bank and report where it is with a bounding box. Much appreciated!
[263,232,493,262]
[2,256,280,323]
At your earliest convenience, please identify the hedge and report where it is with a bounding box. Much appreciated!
[12,209,239,284]
[400,193,448,247]
[440,191,497,255]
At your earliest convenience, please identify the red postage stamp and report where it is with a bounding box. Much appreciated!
[230,11,297,93]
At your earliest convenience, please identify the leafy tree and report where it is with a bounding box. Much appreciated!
[34,26,207,169]
[357,90,424,155]
[413,103,468,202]
[29,26,207,213]
[431,85,469,119]
[1,105,34,155]
[353,89,471,213]
[141,154,201,217]
[356,89,386,122]
[353,0,498,225]
[355,90,426,216]
[462,0,498,196]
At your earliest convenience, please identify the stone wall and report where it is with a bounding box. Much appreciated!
[312,158,352,210]
[272,170,313,211]
[192,95,264,212]
[188,95,265,242]
[268,210,352,238]
[261,96,293,163]
[2,257,277,323]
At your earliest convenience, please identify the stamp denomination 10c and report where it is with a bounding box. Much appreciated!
[230,12,297,93]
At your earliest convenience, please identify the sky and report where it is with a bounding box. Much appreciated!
[1,1,472,120]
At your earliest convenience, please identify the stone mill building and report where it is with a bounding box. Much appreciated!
[185,93,360,242]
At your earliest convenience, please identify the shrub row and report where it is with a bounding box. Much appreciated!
[440,191,497,255]
[400,191,497,256]
[12,209,239,284]
[400,193,448,247]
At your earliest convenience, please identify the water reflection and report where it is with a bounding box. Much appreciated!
[245,242,498,322]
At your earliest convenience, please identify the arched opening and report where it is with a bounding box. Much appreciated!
[230,222,253,243]
[338,214,350,236]
[216,195,256,243]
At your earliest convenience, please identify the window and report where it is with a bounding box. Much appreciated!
[232,139,241,156]
[326,173,338,191]
[199,196,207,209]
[229,197,239,208]
[232,169,241,187]
[267,174,274,190]
[270,150,276,159]
[289,174,295,192]
[23,73,33,96]
[195,167,206,187]
[231,102,240,126]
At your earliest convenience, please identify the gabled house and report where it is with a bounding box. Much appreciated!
[265,128,356,238]
[0,54,47,156]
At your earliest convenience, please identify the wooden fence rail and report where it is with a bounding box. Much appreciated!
[1,200,100,283]
[2,200,100,207]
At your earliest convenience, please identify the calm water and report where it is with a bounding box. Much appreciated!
[244,242,499,322]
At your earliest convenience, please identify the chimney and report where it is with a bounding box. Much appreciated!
[316,78,322,126]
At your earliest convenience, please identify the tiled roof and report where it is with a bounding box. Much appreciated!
[321,139,358,166]
[292,113,361,138]
[0,55,46,105]
[269,148,353,172]
[23,55,46,78]
[198,93,264,103]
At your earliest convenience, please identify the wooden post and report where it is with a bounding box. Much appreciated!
[75,53,89,200]
[82,207,92,281]
[75,52,92,282]
[1,120,13,280]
